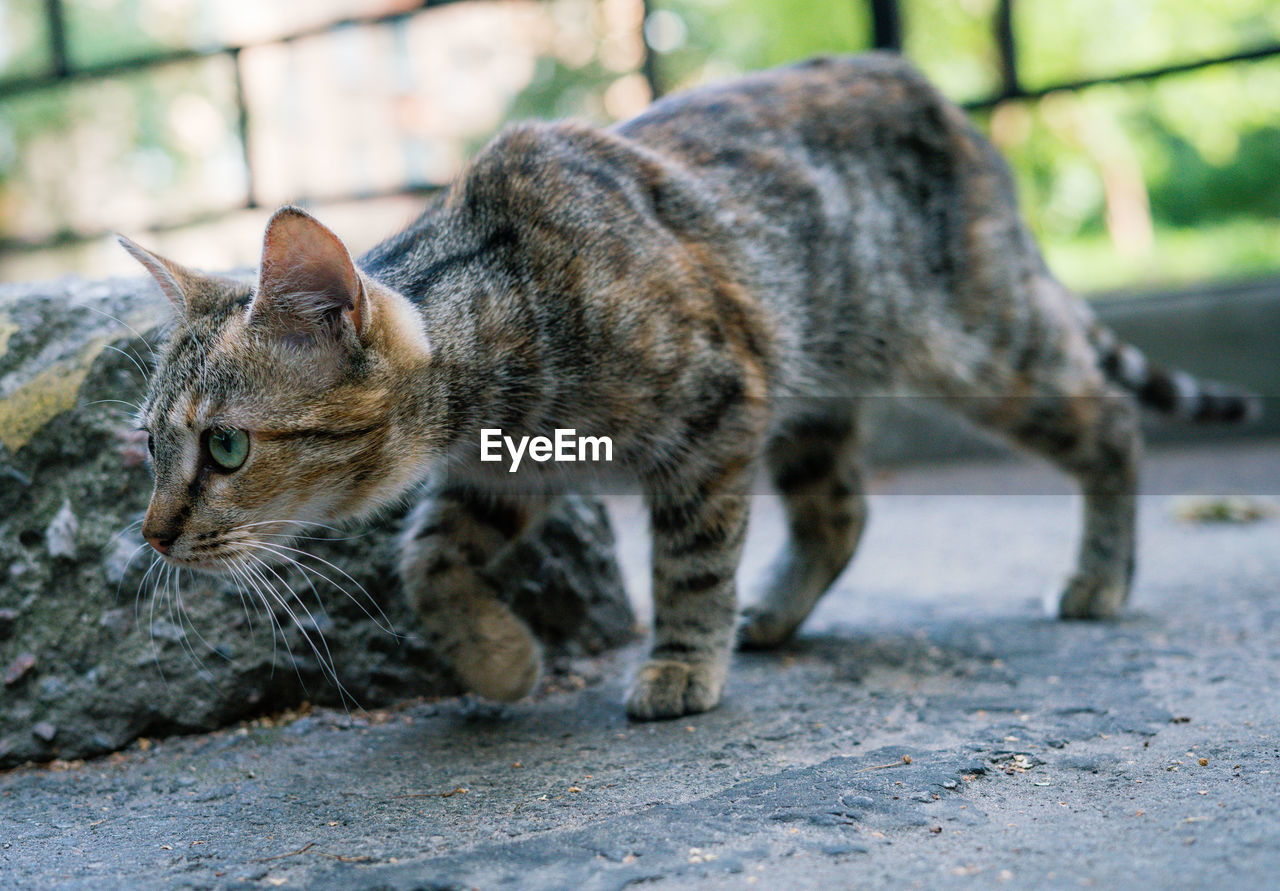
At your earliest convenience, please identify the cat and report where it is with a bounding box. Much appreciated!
[121,53,1256,720]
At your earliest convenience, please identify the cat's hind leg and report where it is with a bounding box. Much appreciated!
[399,488,550,701]
[948,319,1140,619]
[1035,391,1139,619]
[739,409,868,648]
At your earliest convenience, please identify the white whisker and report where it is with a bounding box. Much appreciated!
[135,552,162,632]
[239,555,330,699]
[75,303,157,360]
[112,538,150,605]
[217,556,257,639]
[102,344,152,384]
[239,551,359,713]
[87,398,146,414]
[241,539,399,637]
[234,519,351,535]
[105,517,145,557]
[143,558,168,682]
[160,564,203,671]
[235,554,293,683]
[253,531,371,543]
[173,569,228,665]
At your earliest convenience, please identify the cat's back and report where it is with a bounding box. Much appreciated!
[370,53,982,304]
[615,53,973,189]
[367,53,1013,395]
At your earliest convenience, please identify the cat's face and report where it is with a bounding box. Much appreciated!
[125,207,431,572]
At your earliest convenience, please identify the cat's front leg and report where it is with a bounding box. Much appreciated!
[399,488,550,702]
[629,460,754,720]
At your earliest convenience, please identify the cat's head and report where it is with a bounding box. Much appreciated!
[123,206,433,572]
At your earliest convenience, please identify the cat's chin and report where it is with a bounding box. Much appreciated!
[158,554,231,574]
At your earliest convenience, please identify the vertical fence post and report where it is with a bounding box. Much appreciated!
[229,48,258,210]
[45,0,70,78]
[640,0,663,99]
[870,0,902,52]
[995,0,1020,99]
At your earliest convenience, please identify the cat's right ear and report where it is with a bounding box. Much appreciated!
[249,206,369,349]
[117,235,207,315]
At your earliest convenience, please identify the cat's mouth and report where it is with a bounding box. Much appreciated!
[155,535,297,575]
[181,523,308,564]
[154,551,237,574]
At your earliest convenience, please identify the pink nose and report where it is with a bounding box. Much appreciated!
[144,532,174,555]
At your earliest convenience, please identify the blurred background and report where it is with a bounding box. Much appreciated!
[0,0,1277,295]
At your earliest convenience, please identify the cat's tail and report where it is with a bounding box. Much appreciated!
[1090,325,1261,424]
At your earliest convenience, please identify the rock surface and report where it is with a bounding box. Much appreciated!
[0,276,634,769]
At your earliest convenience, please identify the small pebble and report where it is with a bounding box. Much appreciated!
[32,721,57,743]
[44,499,79,559]
[0,608,18,639]
[4,652,36,686]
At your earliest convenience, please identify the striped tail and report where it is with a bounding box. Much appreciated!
[1090,326,1261,424]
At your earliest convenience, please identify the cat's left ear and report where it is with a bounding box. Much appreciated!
[117,235,231,316]
[249,206,369,345]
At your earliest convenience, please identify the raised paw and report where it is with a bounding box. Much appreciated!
[625,658,726,721]
[451,599,542,702]
[1057,573,1128,620]
[736,604,802,650]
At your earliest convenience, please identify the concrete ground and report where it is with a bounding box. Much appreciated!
[2,438,1278,889]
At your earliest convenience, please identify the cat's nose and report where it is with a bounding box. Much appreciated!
[143,529,177,555]
[144,532,174,553]
[142,501,183,556]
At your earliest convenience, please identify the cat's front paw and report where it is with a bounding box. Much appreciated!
[625,658,726,720]
[1057,572,1128,620]
[451,599,542,702]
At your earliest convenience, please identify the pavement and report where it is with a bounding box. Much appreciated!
[2,437,1278,889]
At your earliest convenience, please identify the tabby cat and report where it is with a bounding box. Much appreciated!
[123,54,1254,720]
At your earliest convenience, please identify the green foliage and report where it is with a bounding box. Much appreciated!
[1016,0,1280,88]
[506,55,614,127]
[0,58,244,239]
[2,0,1276,292]
[1045,219,1280,294]
[652,0,869,89]
[0,0,52,80]
[63,0,174,68]
[902,0,998,102]
[993,58,1280,291]
[648,0,1280,293]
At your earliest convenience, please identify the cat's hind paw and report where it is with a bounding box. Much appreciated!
[1057,572,1128,620]
[625,658,726,721]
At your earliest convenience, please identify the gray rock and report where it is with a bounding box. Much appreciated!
[0,276,634,768]
[43,498,78,559]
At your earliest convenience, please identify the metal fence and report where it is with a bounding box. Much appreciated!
[2,0,1278,258]
[867,0,1280,110]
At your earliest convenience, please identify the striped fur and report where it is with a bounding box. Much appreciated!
[130,54,1257,720]
[1089,325,1260,423]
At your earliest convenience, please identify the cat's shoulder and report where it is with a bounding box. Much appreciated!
[459,119,684,239]
[467,120,653,197]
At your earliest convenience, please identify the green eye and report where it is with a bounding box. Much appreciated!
[207,427,249,471]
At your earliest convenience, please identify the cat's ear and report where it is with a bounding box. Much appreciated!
[249,206,368,345]
[117,235,219,315]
